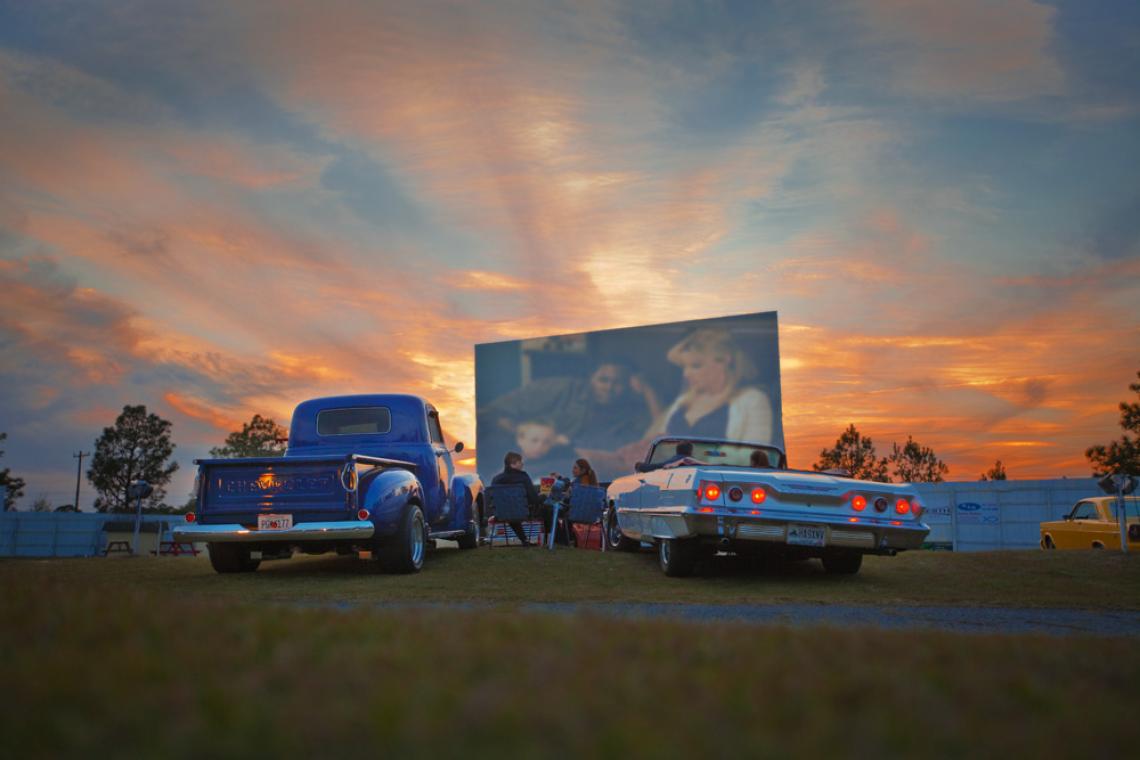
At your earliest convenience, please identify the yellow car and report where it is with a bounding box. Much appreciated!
[1040,496,1140,550]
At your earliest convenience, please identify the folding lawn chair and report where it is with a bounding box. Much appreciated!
[564,485,607,551]
[484,484,532,548]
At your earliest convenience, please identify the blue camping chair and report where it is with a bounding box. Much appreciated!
[564,485,607,551]
[484,484,533,548]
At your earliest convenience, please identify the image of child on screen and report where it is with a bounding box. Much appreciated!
[650,327,779,445]
[514,420,574,465]
[479,360,656,458]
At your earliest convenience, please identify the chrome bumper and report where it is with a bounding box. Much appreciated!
[623,508,929,551]
[172,521,374,543]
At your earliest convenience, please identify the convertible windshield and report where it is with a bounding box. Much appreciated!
[647,439,785,469]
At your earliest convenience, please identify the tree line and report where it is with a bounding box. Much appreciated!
[2,409,287,513]
[3,369,1139,511]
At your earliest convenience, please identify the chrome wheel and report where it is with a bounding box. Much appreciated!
[411,513,425,568]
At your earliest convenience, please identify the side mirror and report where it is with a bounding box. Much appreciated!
[453,441,464,454]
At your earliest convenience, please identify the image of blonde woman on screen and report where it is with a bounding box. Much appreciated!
[649,327,778,445]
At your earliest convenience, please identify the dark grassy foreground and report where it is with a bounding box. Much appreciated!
[2,564,1139,758]
[4,550,1140,757]
[4,543,1139,609]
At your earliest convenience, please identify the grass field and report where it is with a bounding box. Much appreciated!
[3,548,1139,757]
[5,542,1139,609]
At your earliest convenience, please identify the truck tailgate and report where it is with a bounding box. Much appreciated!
[199,458,354,521]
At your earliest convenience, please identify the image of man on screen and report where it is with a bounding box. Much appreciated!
[477,360,658,477]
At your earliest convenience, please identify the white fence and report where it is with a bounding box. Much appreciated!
[913,478,1100,551]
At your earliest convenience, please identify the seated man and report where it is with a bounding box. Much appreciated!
[490,451,542,545]
[750,449,770,468]
[661,440,702,469]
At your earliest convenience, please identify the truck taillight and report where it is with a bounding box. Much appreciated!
[185,512,196,523]
[357,509,370,521]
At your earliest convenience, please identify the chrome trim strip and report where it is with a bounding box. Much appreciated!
[736,523,785,540]
[173,521,374,543]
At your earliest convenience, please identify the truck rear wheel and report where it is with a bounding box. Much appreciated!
[380,504,426,574]
[208,543,261,574]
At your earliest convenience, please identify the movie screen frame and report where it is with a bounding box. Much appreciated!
[475,311,784,484]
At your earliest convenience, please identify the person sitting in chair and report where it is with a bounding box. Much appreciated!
[544,458,601,546]
[490,451,542,546]
[750,449,771,468]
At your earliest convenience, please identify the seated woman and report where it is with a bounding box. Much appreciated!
[571,458,599,487]
[543,458,599,545]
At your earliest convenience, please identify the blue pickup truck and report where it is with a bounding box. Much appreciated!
[173,394,483,574]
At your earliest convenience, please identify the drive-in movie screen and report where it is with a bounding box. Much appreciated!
[475,312,784,483]
[2,0,1139,757]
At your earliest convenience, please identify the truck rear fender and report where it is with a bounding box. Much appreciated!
[447,474,483,532]
[360,468,423,535]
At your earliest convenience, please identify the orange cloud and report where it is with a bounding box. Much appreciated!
[163,392,241,432]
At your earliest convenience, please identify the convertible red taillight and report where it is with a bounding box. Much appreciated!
[750,487,766,504]
[702,483,721,501]
[911,500,924,518]
[895,499,910,515]
[852,495,866,512]
[357,509,370,521]
[184,512,196,523]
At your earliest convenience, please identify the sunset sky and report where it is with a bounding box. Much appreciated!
[2,0,1138,507]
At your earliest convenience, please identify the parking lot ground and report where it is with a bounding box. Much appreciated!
[3,555,1140,758]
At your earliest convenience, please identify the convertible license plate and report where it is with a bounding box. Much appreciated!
[258,514,293,531]
[786,524,825,547]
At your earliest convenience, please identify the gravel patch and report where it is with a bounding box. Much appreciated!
[521,602,1140,637]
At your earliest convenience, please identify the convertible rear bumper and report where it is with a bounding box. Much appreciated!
[620,508,929,551]
[173,521,375,543]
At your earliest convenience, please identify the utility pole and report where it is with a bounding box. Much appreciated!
[73,451,89,511]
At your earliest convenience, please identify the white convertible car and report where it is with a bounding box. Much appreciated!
[605,436,931,577]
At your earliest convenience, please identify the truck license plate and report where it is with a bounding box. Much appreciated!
[786,524,825,547]
[258,514,293,531]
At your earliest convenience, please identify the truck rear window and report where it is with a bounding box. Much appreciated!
[317,407,392,436]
